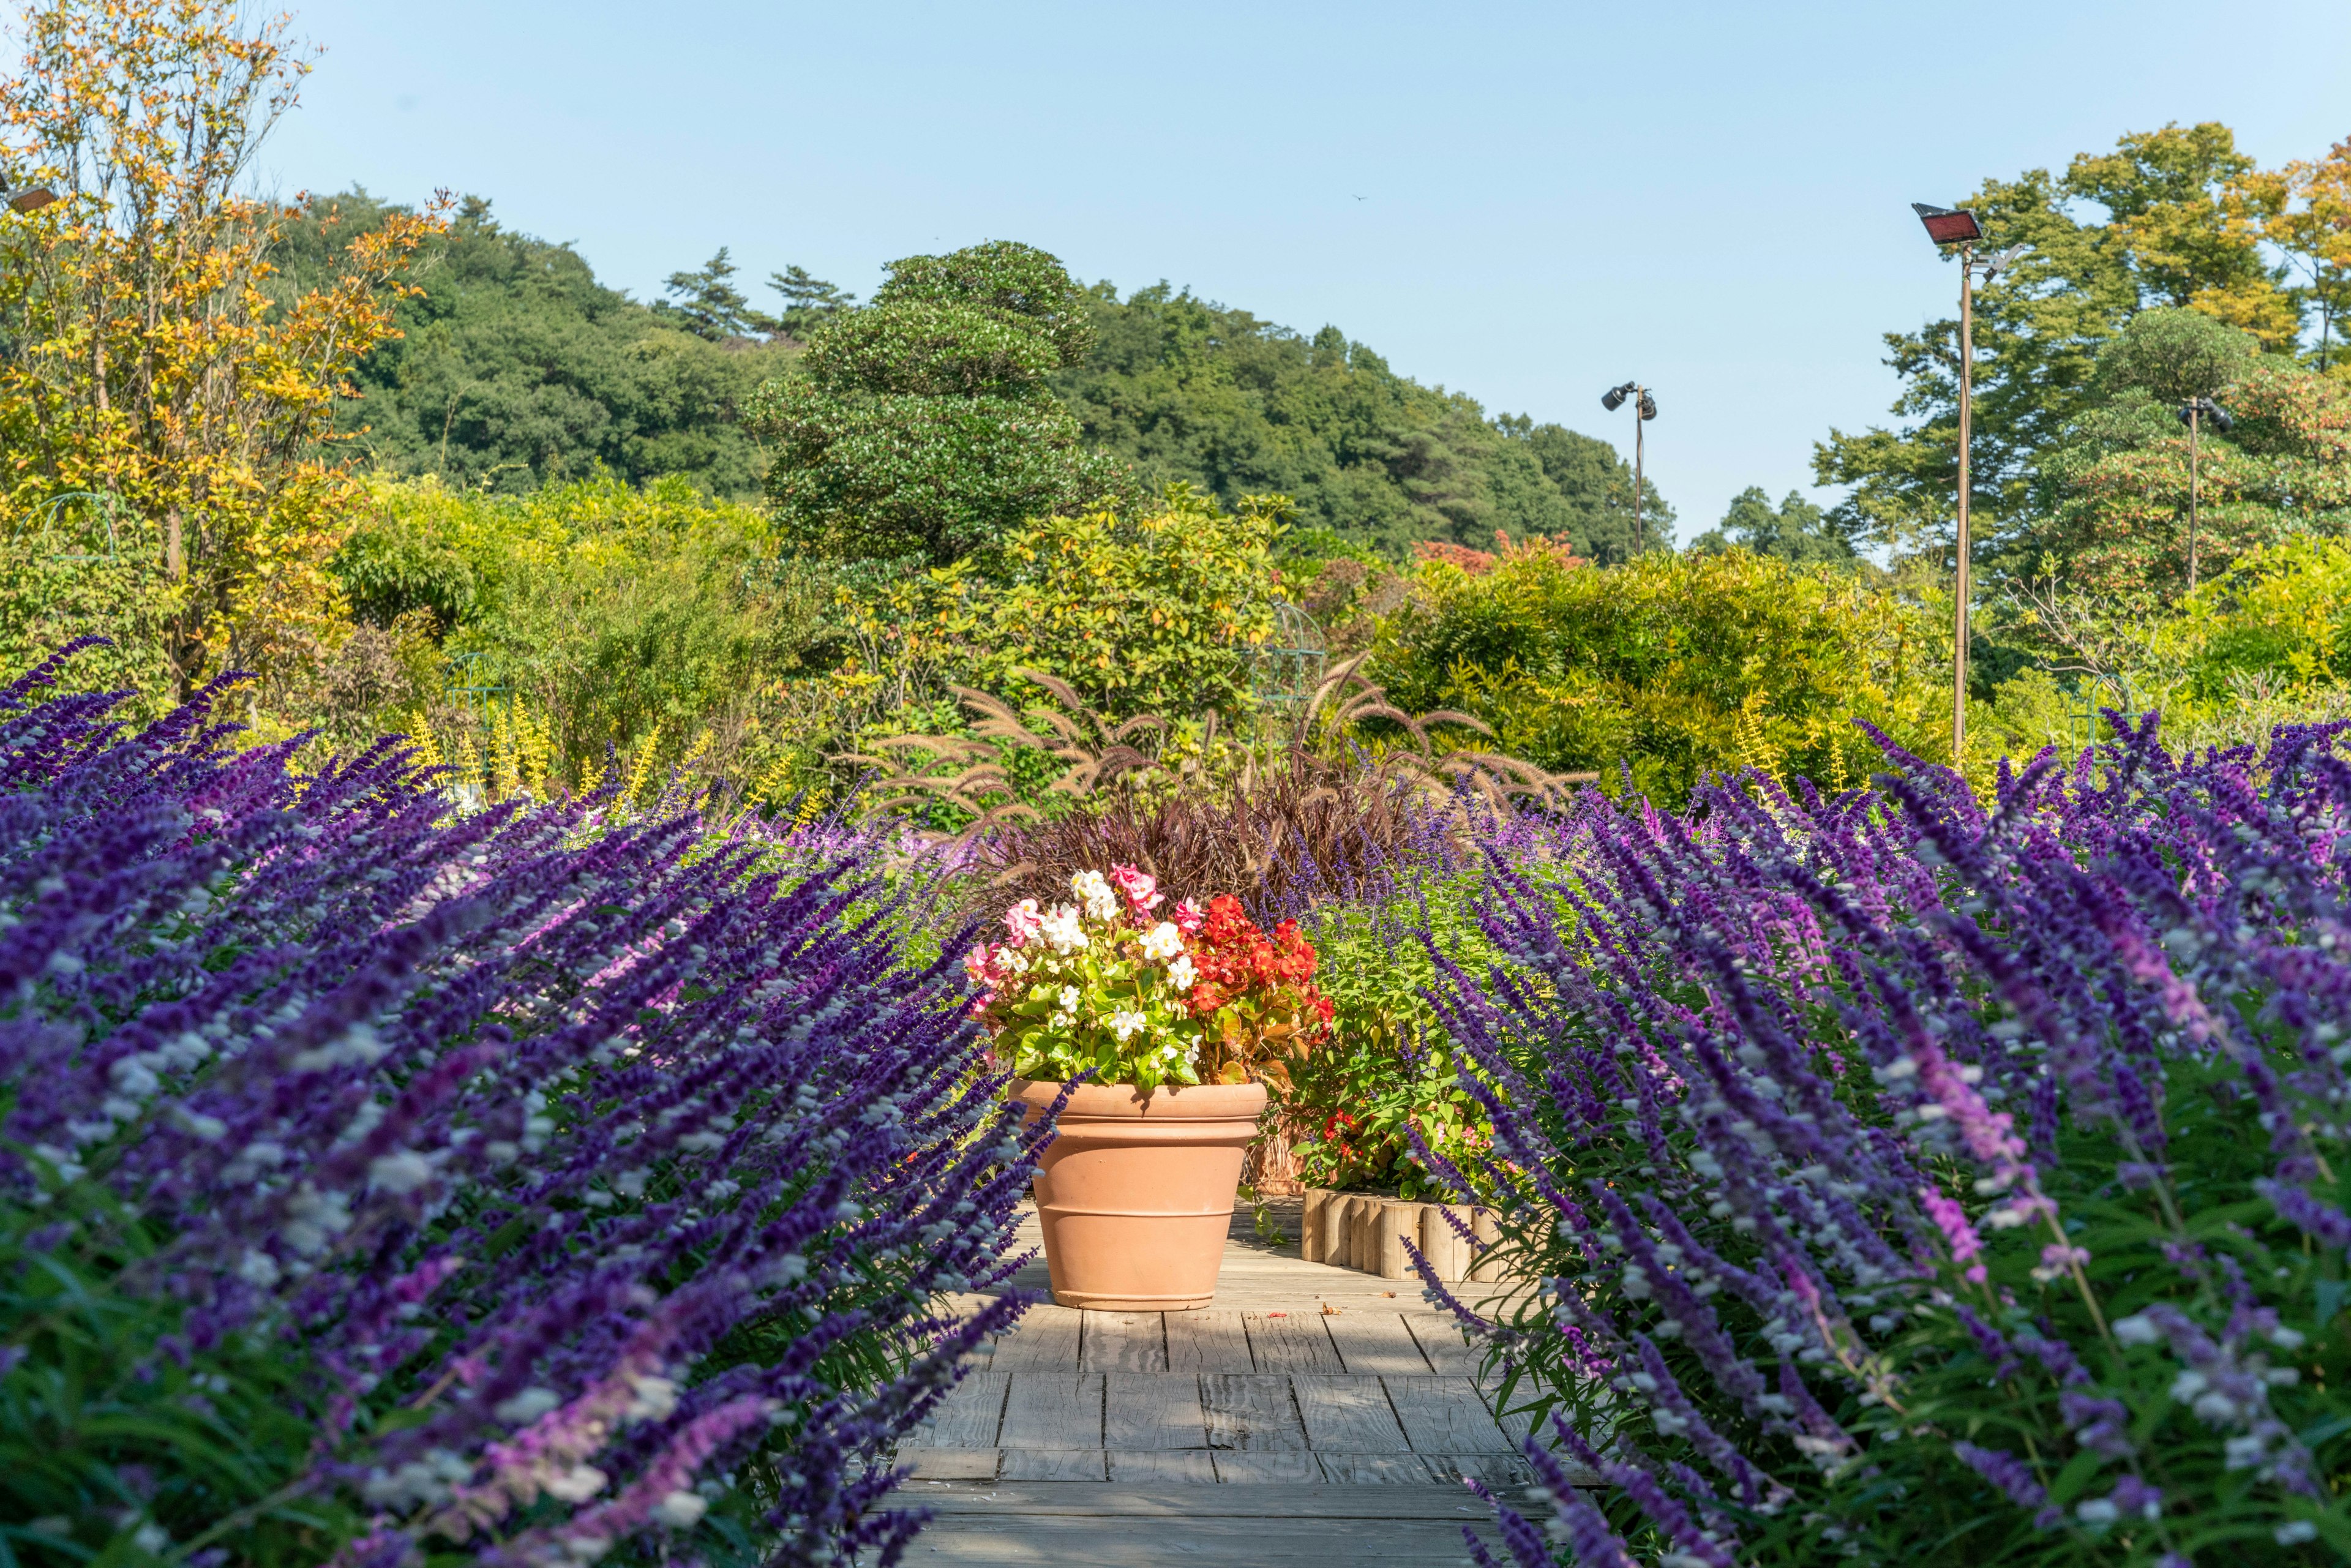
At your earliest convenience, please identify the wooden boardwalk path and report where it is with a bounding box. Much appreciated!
[899,1201,1578,1565]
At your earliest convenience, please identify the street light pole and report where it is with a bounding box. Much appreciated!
[2187,401,2200,593]
[1954,241,1974,767]
[1600,381,1658,555]
[2173,396,2233,595]
[1632,389,1647,553]
[1912,203,2023,768]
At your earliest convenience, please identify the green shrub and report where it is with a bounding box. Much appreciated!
[330,473,830,797]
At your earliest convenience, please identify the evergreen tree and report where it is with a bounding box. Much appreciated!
[768,264,857,340]
[656,247,780,340]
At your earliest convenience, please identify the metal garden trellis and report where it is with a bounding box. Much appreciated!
[31,490,129,563]
[1251,600,1328,715]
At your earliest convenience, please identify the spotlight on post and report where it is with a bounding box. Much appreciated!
[1600,382,1657,553]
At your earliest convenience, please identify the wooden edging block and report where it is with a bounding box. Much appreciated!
[1376,1201,1419,1280]
[1469,1207,1503,1284]
[1419,1203,1469,1284]
[1301,1188,1330,1264]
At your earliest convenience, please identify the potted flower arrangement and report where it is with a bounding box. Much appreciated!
[966,865,1332,1309]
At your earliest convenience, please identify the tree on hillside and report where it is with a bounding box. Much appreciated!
[1690,487,1858,564]
[656,247,782,341]
[748,239,1134,564]
[0,0,440,699]
[271,195,790,496]
[768,264,857,341]
[1052,283,1667,561]
[1814,122,2304,576]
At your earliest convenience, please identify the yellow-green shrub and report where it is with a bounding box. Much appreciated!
[1370,547,1952,804]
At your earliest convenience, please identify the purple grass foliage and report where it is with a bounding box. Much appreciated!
[0,648,1042,1565]
[1414,717,2351,1562]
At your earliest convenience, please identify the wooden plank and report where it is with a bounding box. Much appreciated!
[1425,1452,1540,1487]
[1079,1311,1167,1373]
[989,1304,1086,1371]
[1403,1314,1483,1376]
[1103,1372,1208,1451]
[904,1371,1008,1449]
[999,1373,1104,1450]
[1164,1309,1254,1373]
[902,1447,998,1480]
[1201,1373,1308,1451]
[1213,1450,1324,1482]
[1322,1312,1434,1375]
[925,1480,1538,1517]
[1383,1376,1517,1455]
[913,1513,1511,1566]
[997,1447,1109,1482]
[1291,1375,1412,1452]
[1316,1452,1445,1484]
[1245,1310,1343,1373]
[1106,1449,1218,1484]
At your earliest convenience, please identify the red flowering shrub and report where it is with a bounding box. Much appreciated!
[1184,893,1335,1088]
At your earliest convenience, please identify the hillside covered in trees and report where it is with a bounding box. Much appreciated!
[279,194,1668,559]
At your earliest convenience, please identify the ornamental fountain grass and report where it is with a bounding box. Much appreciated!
[0,640,1042,1567]
[1414,717,2351,1567]
[967,866,1332,1309]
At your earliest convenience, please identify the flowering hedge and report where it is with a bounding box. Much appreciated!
[1423,719,2351,1566]
[967,865,1330,1092]
[0,644,1041,1566]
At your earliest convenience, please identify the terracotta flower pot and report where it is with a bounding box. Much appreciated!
[1014,1079,1268,1311]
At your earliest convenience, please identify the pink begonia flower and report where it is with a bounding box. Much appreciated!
[1002,899,1044,946]
[1171,898,1206,935]
[1110,863,1163,916]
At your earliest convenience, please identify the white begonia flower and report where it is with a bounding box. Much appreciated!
[1070,870,1120,922]
[1139,921,1184,961]
[1060,986,1081,1013]
[1038,906,1089,955]
[1167,955,1198,992]
[1109,1010,1148,1041]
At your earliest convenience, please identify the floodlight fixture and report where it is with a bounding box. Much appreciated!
[2175,396,2232,435]
[1913,201,1982,246]
[1601,381,1635,412]
[1,173,58,213]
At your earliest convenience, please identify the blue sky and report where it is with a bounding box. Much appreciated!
[263,1,2351,541]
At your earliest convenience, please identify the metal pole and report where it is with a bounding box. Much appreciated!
[1632,386,1646,553]
[2187,404,2200,594]
[1953,246,1973,765]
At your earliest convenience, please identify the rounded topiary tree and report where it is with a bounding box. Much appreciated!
[750,240,1133,564]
